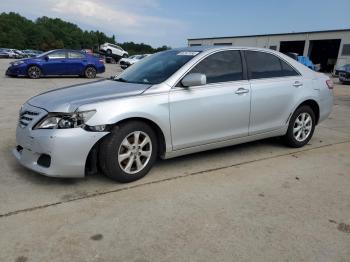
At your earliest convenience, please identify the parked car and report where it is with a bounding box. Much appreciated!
[6,49,105,79]
[99,43,128,58]
[337,64,350,83]
[119,54,150,69]
[0,48,18,58]
[13,46,333,183]
[0,48,10,58]
[22,49,43,58]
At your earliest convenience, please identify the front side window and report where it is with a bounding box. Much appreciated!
[47,51,66,59]
[68,51,85,59]
[189,50,243,84]
[115,50,198,85]
[246,51,299,79]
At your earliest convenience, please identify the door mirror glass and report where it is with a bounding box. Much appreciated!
[44,55,49,61]
[181,73,206,87]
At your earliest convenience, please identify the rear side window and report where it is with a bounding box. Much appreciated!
[68,51,85,59]
[189,50,243,84]
[246,51,299,79]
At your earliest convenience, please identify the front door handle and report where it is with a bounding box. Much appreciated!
[235,88,249,95]
[293,81,303,87]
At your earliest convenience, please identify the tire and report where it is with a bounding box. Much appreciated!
[27,65,41,79]
[106,49,112,55]
[122,54,128,58]
[99,121,158,183]
[284,106,316,148]
[84,66,97,79]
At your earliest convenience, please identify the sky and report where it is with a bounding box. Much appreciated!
[1,0,350,48]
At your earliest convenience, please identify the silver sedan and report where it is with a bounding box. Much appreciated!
[13,46,333,182]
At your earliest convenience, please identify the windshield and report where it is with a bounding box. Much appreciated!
[114,50,200,85]
[36,50,53,58]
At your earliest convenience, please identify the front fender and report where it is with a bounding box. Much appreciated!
[79,93,172,152]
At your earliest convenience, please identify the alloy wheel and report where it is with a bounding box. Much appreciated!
[118,131,152,174]
[293,112,313,142]
[28,66,41,79]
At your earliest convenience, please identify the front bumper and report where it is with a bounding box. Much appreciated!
[13,104,109,178]
[6,65,27,76]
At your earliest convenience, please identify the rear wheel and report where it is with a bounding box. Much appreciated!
[106,49,112,55]
[27,66,41,79]
[284,106,315,148]
[84,66,97,78]
[99,121,158,183]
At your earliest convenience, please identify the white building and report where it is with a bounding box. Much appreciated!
[188,29,350,72]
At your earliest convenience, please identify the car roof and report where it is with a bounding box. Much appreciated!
[173,45,282,54]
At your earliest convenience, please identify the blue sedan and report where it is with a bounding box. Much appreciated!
[6,49,105,79]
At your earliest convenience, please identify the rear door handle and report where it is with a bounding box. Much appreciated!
[235,88,249,95]
[293,81,303,87]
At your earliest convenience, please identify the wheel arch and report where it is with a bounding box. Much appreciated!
[295,99,320,125]
[110,117,167,157]
[26,63,44,74]
[84,116,167,176]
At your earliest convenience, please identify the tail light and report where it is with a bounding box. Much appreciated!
[326,80,334,90]
[99,58,104,64]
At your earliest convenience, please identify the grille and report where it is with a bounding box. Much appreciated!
[19,110,40,128]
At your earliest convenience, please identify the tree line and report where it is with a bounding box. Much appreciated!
[0,12,170,54]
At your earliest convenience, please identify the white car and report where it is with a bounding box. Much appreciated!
[99,43,128,58]
[119,54,150,69]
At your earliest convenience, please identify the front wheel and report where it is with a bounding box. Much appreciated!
[284,106,315,148]
[27,65,41,79]
[99,121,158,183]
[84,66,97,78]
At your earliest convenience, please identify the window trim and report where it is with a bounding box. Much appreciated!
[243,50,301,80]
[174,49,247,88]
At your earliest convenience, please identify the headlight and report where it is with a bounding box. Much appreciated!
[11,60,24,66]
[34,110,96,129]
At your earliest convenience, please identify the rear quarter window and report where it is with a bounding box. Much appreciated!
[246,51,299,79]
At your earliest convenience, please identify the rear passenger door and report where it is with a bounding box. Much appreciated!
[245,50,302,135]
[67,51,86,75]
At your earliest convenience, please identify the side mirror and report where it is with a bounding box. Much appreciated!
[181,73,206,87]
[44,55,49,61]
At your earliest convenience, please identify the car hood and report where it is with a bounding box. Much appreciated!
[27,79,152,112]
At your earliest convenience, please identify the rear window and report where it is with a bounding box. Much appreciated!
[246,51,299,79]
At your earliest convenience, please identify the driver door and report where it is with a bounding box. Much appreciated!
[44,50,68,75]
[169,50,251,150]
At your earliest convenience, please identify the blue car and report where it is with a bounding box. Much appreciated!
[6,49,105,79]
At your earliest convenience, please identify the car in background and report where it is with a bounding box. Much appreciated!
[0,48,18,58]
[82,49,93,54]
[99,43,128,58]
[0,48,10,58]
[285,52,316,70]
[22,49,43,58]
[6,49,105,79]
[12,46,333,182]
[337,64,350,83]
[119,54,150,69]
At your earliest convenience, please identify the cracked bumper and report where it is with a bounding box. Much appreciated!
[13,125,109,178]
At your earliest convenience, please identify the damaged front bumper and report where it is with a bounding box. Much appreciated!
[13,104,109,178]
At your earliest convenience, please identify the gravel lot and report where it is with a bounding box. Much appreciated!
[0,59,349,262]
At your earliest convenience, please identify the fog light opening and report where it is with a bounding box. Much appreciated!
[37,154,51,168]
